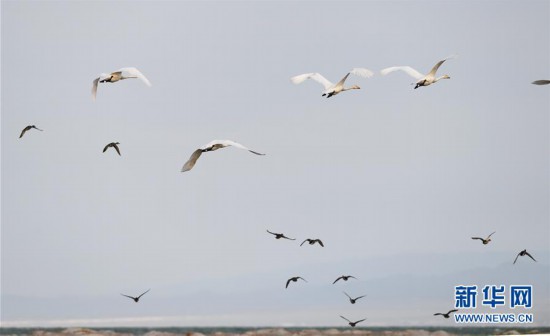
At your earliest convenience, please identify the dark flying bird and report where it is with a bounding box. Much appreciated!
[267,230,295,240]
[532,80,550,85]
[434,309,458,318]
[103,142,121,156]
[300,239,324,247]
[340,315,366,327]
[343,291,366,304]
[19,125,43,138]
[513,249,537,264]
[333,275,357,284]
[121,289,150,303]
[181,140,265,172]
[286,276,307,288]
[471,231,496,245]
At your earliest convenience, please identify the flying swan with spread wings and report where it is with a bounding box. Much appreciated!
[92,67,151,101]
[291,68,374,98]
[381,55,456,89]
[181,140,265,172]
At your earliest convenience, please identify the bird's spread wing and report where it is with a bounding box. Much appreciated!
[298,277,307,282]
[434,313,443,316]
[201,140,265,155]
[285,279,291,288]
[380,66,424,80]
[524,251,537,262]
[471,237,483,241]
[317,240,324,247]
[283,236,296,240]
[92,77,100,101]
[103,144,110,153]
[343,291,351,299]
[267,230,276,236]
[300,240,307,246]
[355,319,366,324]
[355,295,366,300]
[487,231,496,239]
[137,289,150,298]
[349,275,357,280]
[350,68,374,78]
[19,127,29,138]
[513,253,521,264]
[448,309,458,314]
[334,73,351,87]
[427,59,447,77]
[121,294,135,300]
[113,144,121,156]
[119,67,152,86]
[181,149,203,172]
[532,80,550,85]
[340,316,351,323]
[333,277,343,284]
[290,73,334,90]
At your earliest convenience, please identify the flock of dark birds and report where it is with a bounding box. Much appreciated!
[16,61,547,327]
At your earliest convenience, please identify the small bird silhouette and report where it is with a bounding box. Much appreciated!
[340,315,366,327]
[513,249,537,264]
[267,230,295,240]
[300,239,324,247]
[103,142,121,156]
[285,276,307,288]
[434,309,458,318]
[121,289,150,303]
[333,275,357,284]
[471,231,496,245]
[343,291,366,304]
[19,125,43,138]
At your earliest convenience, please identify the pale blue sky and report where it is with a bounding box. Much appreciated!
[1,0,549,328]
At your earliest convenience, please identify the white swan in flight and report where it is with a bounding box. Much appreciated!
[290,68,374,98]
[380,56,456,89]
[532,80,550,85]
[92,67,151,101]
[181,140,265,172]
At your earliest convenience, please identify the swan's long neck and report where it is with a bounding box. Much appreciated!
[343,85,361,91]
[434,75,450,83]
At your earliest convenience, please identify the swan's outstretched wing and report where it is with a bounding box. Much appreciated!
[380,66,424,80]
[340,316,351,323]
[350,68,374,78]
[427,55,456,76]
[205,140,265,155]
[181,149,203,172]
[532,80,550,85]
[92,77,100,101]
[291,73,334,90]
[118,67,152,86]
